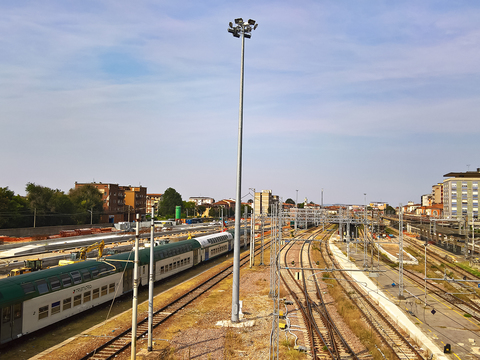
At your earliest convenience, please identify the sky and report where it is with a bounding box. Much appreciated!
[1,1,480,207]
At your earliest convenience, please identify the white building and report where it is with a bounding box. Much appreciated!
[443,169,480,219]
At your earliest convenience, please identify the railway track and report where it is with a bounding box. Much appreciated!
[321,230,425,360]
[281,227,360,359]
[369,230,480,321]
[79,239,271,360]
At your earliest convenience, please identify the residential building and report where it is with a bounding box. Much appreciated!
[254,190,279,216]
[146,194,163,214]
[443,169,480,219]
[432,183,443,205]
[421,194,432,207]
[120,185,147,221]
[74,182,125,223]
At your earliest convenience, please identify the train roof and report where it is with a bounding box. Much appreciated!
[193,232,232,248]
[0,239,201,308]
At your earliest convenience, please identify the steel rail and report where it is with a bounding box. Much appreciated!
[79,240,272,360]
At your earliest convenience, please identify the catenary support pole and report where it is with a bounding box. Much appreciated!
[131,214,140,359]
[148,205,156,350]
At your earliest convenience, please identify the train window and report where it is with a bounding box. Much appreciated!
[101,286,107,296]
[49,277,61,291]
[2,306,11,323]
[35,279,49,295]
[60,274,72,287]
[14,303,22,319]
[98,265,109,276]
[21,282,35,295]
[181,259,184,266]
[84,291,91,302]
[169,264,172,271]
[91,268,99,278]
[70,271,82,285]
[93,288,99,299]
[81,269,91,281]
[160,266,164,274]
[51,301,60,315]
[109,283,115,294]
[39,305,49,320]
[160,251,165,259]
[63,298,71,310]
[173,262,176,269]
[74,295,82,307]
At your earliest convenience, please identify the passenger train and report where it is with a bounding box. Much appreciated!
[0,231,234,345]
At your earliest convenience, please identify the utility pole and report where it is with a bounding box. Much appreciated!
[131,214,140,359]
[33,208,36,228]
[399,203,405,299]
[250,188,255,267]
[148,204,156,351]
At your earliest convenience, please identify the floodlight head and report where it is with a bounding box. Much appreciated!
[233,32,240,38]
[253,24,258,30]
[244,33,251,39]
[248,19,256,25]
[235,18,243,25]
[229,22,233,28]
[228,28,235,34]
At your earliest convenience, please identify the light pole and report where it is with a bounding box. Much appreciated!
[87,207,93,225]
[228,17,258,323]
[424,242,428,306]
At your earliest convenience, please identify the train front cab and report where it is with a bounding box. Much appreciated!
[1,303,23,344]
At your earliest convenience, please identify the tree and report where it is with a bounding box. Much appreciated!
[385,205,396,215]
[0,187,29,228]
[197,205,206,217]
[297,203,304,209]
[182,201,196,217]
[158,188,183,218]
[285,198,295,205]
[68,185,103,224]
[26,182,75,226]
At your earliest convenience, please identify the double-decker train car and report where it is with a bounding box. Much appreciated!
[0,232,233,345]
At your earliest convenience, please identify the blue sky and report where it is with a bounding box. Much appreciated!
[1,1,479,206]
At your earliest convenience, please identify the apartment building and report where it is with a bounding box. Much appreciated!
[74,182,125,223]
[443,169,480,219]
[432,183,443,205]
[121,186,147,220]
[146,194,163,214]
[254,190,279,215]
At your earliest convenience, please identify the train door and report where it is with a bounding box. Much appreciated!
[0,303,22,344]
[123,268,133,292]
[193,249,199,265]
[205,248,209,261]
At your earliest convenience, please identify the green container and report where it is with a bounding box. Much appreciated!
[175,206,181,220]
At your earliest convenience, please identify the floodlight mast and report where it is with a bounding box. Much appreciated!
[228,18,257,324]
